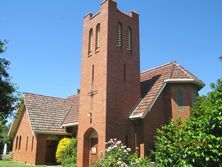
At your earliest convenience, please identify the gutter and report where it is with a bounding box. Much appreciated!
[61,122,79,127]
[164,79,205,88]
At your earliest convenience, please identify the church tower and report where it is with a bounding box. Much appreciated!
[77,0,140,166]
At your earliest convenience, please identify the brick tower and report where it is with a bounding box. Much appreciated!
[77,0,140,166]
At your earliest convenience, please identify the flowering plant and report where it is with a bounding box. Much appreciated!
[95,138,131,167]
[95,138,151,167]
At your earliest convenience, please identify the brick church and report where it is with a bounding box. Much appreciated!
[9,0,204,166]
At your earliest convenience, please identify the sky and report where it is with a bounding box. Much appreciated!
[1,0,222,98]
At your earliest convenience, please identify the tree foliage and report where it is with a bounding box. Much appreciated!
[0,40,6,53]
[0,40,19,124]
[154,79,222,166]
[0,122,11,147]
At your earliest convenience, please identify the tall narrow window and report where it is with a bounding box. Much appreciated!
[96,24,100,50]
[176,88,184,112]
[126,27,132,51]
[116,22,122,47]
[92,65,94,84]
[31,136,34,152]
[26,137,29,151]
[88,28,93,54]
[124,64,126,81]
[15,136,18,150]
[19,136,22,150]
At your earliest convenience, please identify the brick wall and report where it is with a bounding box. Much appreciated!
[170,83,197,122]
[12,109,37,164]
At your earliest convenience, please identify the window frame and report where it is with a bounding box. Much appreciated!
[18,136,22,150]
[15,136,18,150]
[88,28,93,55]
[95,24,100,51]
[116,22,122,47]
[126,27,132,52]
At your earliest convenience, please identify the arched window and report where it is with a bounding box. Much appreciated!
[176,88,184,112]
[88,28,93,54]
[15,136,18,150]
[126,27,132,51]
[116,22,122,47]
[96,24,100,50]
[19,136,22,150]
[31,136,34,152]
[26,136,29,151]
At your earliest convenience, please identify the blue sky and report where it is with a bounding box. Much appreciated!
[1,0,222,98]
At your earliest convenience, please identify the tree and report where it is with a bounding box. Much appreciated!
[154,79,222,166]
[0,40,19,124]
[0,40,6,53]
[0,122,11,152]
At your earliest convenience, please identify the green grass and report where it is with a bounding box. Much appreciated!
[0,160,46,167]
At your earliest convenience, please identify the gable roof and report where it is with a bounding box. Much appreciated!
[24,93,74,134]
[129,61,205,119]
[9,92,80,137]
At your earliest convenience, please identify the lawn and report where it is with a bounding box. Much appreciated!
[0,160,46,167]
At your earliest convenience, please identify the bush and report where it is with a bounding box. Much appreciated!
[95,138,131,167]
[130,153,151,167]
[62,157,77,167]
[60,138,77,166]
[153,79,222,166]
[2,152,12,161]
[95,138,151,167]
[56,138,71,163]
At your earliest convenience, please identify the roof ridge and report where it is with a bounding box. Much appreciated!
[66,93,80,99]
[140,61,176,74]
[23,92,68,101]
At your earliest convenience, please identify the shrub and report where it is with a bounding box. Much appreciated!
[130,153,151,167]
[56,138,71,163]
[153,79,222,166]
[60,138,77,166]
[2,152,12,161]
[62,157,77,167]
[95,138,151,167]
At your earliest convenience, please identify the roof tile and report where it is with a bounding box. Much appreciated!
[24,93,74,134]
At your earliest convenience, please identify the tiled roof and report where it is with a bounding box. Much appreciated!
[129,61,204,119]
[24,93,73,134]
[62,94,79,126]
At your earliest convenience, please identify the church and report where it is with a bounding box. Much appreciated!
[8,0,204,166]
